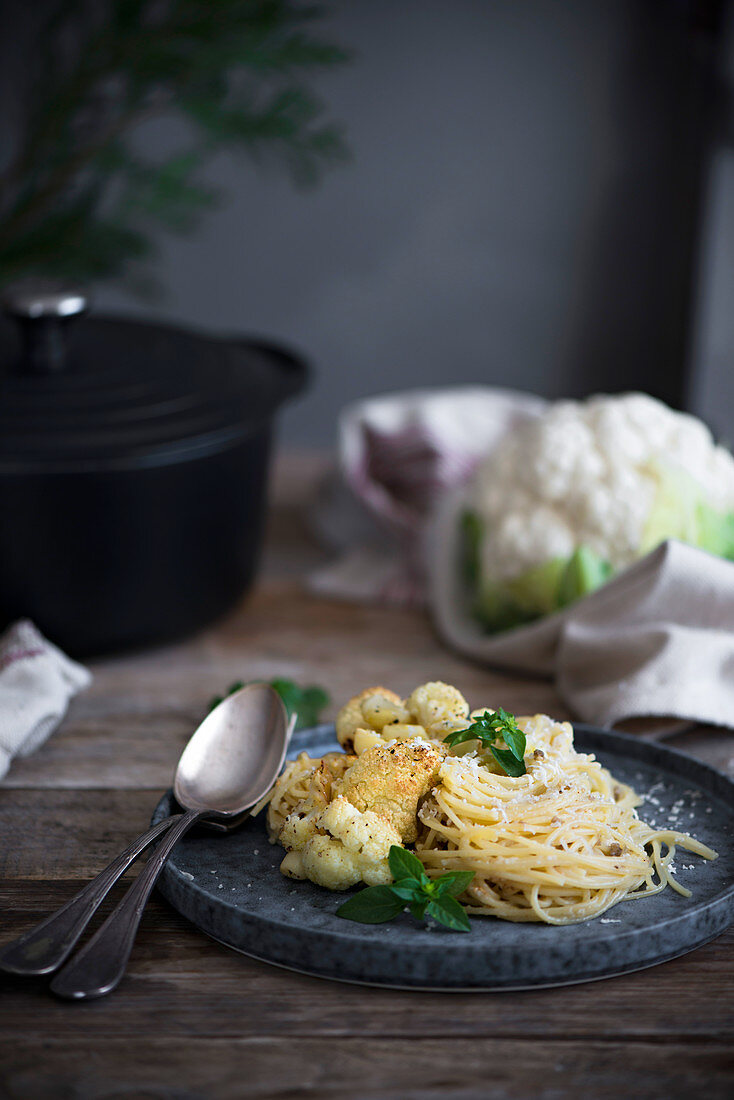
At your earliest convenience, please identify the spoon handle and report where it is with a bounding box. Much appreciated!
[50,809,203,1000]
[0,815,181,976]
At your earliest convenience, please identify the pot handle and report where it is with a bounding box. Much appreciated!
[2,283,88,375]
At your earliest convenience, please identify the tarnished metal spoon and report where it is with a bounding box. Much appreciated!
[0,684,289,997]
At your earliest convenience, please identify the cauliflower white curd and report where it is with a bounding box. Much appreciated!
[465,392,734,631]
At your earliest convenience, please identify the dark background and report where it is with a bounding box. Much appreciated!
[2,0,733,446]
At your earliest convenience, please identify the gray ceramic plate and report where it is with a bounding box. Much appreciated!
[151,724,734,991]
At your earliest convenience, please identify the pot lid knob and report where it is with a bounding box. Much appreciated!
[2,281,89,375]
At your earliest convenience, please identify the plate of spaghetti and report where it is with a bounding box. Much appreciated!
[151,682,734,991]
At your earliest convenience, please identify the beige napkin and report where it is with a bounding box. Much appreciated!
[429,486,734,729]
[0,619,91,779]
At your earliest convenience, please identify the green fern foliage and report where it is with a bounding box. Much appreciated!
[0,0,351,289]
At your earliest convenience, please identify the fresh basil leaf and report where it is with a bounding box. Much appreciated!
[410,898,429,921]
[270,678,330,729]
[269,678,301,712]
[335,869,474,932]
[474,711,500,732]
[443,726,482,749]
[490,745,527,777]
[390,879,421,902]
[444,710,500,751]
[495,707,525,760]
[433,870,475,898]
[388,845,424,883]
[336,886,405,924]
[301,685,330,711]
[444,708,527,777]
[426,896,472,932]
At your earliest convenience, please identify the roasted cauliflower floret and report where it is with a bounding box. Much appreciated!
[279,805,320,852]
[360,691,410,730]
[335,686,405,749]
[320,796,401,864]
[352,727,384,755]
[281,827,396,890]
[406,681,470,739]
[280,837,364,889]
[336,739,444,844]
[352,723,428,755]
[278,796,400,890]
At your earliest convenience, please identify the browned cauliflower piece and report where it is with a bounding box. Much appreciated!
[406,681,470,739]
[336,738,444,844]
[352,723,428,756]
[335,686,405,749]
[360,691,411,729]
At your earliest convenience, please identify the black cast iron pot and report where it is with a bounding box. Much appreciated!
[0,288,308,657]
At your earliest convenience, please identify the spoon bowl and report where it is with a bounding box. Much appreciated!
[175,683,289,816]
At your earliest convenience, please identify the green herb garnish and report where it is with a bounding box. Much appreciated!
[209,678,329,730]
[336,846,474,932]
[443,707,527,777]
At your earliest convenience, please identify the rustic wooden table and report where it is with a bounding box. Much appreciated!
[1,453,733,1100]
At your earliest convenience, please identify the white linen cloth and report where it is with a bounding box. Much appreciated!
[309,386,545,603]
[312,385,734,730]
[0,620,91,779]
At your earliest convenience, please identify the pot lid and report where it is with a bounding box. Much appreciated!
[0,287,307,473]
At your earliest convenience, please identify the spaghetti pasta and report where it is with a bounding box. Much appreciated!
[416,714,716,924]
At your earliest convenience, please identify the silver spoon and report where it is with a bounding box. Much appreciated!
[0,683,289,997]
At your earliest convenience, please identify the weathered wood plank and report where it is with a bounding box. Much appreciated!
[1,1038,732,1100]
[1,880,732,1043]
[0,789,166,879]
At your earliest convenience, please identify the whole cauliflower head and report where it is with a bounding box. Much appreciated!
[465,393,734,631]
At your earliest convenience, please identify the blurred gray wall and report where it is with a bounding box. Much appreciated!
[4,0,733,446]
[690,8,734,445]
